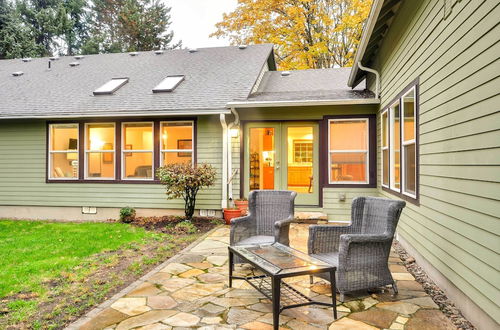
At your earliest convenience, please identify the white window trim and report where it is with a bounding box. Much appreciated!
[48,123,79,180]
[401,87,417,198]
[389,101,401,192]
[381,109,389,188]
[160,121,194,166]
[121,121,154,181]
[328,118,369,185]
[84,122,116,180]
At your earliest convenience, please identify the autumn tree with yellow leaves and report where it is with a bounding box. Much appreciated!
[212,0,373,70]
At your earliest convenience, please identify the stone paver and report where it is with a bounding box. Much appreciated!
[73,224,454,330]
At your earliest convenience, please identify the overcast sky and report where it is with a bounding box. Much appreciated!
[166,0,238,48]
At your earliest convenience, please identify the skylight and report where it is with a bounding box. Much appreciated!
[152,75,185,93]
[93,78,129,95]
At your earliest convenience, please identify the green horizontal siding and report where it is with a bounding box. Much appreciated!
[0,116,223,210]
[371,0,500,322]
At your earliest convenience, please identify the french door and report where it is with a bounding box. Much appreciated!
[243,122,319,205]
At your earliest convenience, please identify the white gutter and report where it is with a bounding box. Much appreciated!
[347,0,384,87]
[357,62,380,98]
[219,114,228,209]
[226,98,380,108]
[0,109,231,120]
[226,108,240,201]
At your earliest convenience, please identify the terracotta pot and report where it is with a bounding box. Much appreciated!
[234,200,248,215]
[223,208,242,225]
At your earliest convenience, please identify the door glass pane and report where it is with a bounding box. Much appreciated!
[330,152,367,182]
[287,126,313,193]
[249,127,275,190]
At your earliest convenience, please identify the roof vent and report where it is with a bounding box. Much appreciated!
[49,56,59,61]
[12,71,24,77]
[238,45,247,49]
[74,55,84,60]
[129,52,139,56]
[153,75,185,93]
[69,62,80,67]
[21,58,32,62]
[93,77,129,95]
[188,48,198,53]
[281,71,291,77]
[154,50,164,55]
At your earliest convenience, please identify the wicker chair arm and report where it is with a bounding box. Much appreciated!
[230,215,255,245]
[338,234,393,271]
[274,216,294,246]
[308,224,353,254]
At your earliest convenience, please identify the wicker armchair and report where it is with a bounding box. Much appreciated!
[230,190,297,260]
[308,197,406,301]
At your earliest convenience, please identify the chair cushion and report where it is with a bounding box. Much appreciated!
[310,252,339,267]
[236,235,275,246]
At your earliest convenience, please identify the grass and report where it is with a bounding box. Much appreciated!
[0,220,161,298]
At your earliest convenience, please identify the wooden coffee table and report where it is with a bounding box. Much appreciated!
[228,243,337,330]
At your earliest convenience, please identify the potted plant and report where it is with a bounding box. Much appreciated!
[234,198,248,215]
[223,207,242,225]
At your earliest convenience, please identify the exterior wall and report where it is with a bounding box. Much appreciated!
[369,0,500,327]
[0,115,224,217]
[235,104,379,221]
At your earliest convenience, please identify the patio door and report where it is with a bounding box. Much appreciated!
[243,122,319,206]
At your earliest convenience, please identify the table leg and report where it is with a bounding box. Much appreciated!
[228,249,233,288]
[272,277,281,330]
[330,270,337,319]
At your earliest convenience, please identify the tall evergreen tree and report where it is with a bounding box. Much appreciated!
[0,0,41,58]
[82,0,180,54]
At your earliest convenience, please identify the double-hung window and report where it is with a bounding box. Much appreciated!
[402,88,417,197]
[381,81,418,201]
[48,123,79,180]
[161,121,194,165]
[85,123,115,179]
[122,122,154,180]
[48,119,195,182]
[328,119,369,184]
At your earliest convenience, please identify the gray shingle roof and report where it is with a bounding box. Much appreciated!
[0,44,274,119]
[246,68,374,102]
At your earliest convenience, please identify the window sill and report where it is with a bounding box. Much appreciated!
[46,179,161,184]
[382,186,419,206]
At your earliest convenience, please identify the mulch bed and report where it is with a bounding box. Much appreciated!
[393,241,475,330]
[130,215,222,234]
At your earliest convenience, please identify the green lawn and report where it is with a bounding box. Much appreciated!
[0,220,161,298]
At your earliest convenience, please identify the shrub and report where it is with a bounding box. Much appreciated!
[156,163,217,219]
[175,221,197,234]
[119,207,136,223]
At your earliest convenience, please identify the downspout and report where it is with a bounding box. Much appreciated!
[357,62,380,99]
[227,108,240,201]
[220,114,228,209]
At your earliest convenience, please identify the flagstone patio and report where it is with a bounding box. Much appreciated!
[69,224,456,330]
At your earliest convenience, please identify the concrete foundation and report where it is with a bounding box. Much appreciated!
[0,205,222,221]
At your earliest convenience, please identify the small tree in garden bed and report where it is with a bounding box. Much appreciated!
[156,163,217,219]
